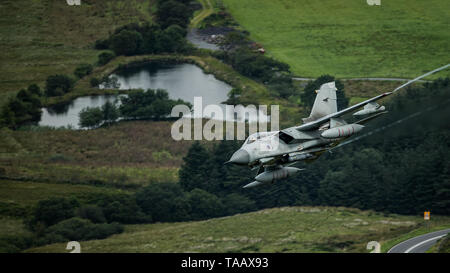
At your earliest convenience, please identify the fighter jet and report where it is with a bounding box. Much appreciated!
[225,64,450,188]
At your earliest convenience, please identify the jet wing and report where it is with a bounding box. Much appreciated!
[295,63,449,131]
[295,92,392,131]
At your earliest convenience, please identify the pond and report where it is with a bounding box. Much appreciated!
[39,63,267,129]
[39,95,120,129]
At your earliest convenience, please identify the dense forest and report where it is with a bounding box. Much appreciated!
[177,77,450,216]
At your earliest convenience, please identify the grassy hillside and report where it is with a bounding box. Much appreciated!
[0,179,131,252]
[0,122,183,187]
[0,0,154,108]
[24,206,450,253]
[222,0,450,78]
[0,179,128,216]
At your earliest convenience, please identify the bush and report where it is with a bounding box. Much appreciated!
[90,77,100,87]
[156,1,192,29]
[94,38,110,50]
[187,189,224,220]
[42,217,123,244]
[222,193,256,215]
[101,101,120,123]
[76,205,106,223]
[94,21,190,56]
[119,89,191,119]
[45,74,74,97]
[98,51,115,66]
[78,107,104,128]
[89,193,149,224]
[0,235,35,253]
[110,30,143,56]
[28,197,80,229]
[74,64,93,78]
[27,84,42,97]
[136,183,190,222]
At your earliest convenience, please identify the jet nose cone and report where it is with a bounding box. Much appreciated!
[228,149,250,165]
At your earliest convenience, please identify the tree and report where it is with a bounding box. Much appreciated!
[44,217,123,243]
[110,30,143,56]
[119,89,188,119]
[91,193,148,224]
[45,74,74,97]
[187,189,224,220]
[135,183,189,222]
[156,1,191,29]
[29,197,80,228]
[160,25,188,53]
[0,104,16,128]
[222,193,256,215]
[27,84,42,97]
[101,101,119,124]
[76,205,106,223]
[179,142,211,191]
[74,63,93,78]
[98,51,115,66]
[90,77,100,87]
[78,106,104,128]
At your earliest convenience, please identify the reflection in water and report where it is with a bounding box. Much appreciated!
[110,63,231,107]
[39,63,269,129]
[39,95,119,129]
[46,101,72,115]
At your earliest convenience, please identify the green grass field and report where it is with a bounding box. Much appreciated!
[222,0,450,78]
[0,0,154,108]
[24,206,450,253]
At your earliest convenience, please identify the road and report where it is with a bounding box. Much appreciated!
[388,228,450,253]
[292,77,429,82]
[190,0,213,28]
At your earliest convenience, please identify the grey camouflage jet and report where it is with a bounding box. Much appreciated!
[225,64,449,188]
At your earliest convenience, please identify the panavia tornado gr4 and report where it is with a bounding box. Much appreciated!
[225,64,450,188]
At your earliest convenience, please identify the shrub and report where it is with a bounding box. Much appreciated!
[156,1,192,29]
[187,189,224,220]
[98,51,115,66]
[78,107,104,129]
[43,217,123,243]
[0,235,35,253]
[74,63,93,78]
[76,205,106,223]
[94,38,110,50]
[28,197,80,229]
[221,193,256,215]
[136,183,189,222]
[110,30,143,56]
[45,74,74,97]
[27,84,42,97]
[90,77,100,87]
[89,193,149,224]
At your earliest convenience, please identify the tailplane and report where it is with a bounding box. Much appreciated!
[302,82,338,123]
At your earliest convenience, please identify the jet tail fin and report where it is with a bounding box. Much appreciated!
[302,82,338,123]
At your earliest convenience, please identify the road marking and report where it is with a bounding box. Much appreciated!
[404,235,446,253]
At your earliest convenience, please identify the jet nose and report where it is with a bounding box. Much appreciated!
[227,149,250,165]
